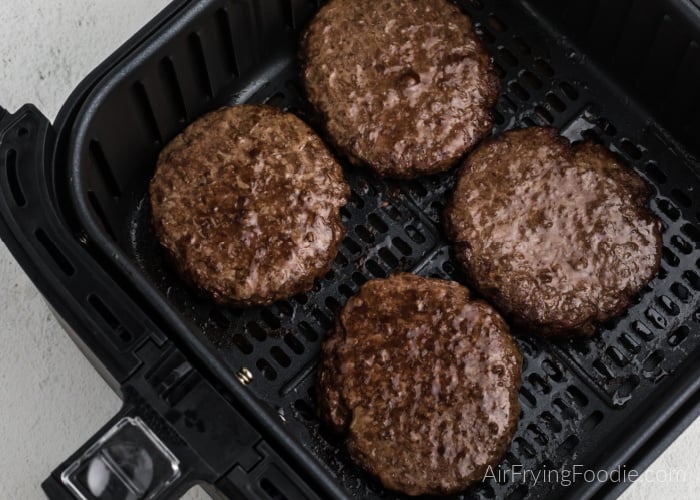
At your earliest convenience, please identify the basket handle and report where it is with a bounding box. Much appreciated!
[42,392,211,500]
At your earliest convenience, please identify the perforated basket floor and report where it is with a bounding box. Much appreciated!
[70,0,700,498]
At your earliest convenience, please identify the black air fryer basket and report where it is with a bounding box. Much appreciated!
[2,0,700,498]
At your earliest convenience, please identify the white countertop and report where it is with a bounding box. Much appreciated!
[0,1,697,498]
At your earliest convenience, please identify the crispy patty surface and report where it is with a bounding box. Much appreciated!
[445,127,662,338]
[317,273,522,496]
[149,105,349,307]
[300,0,500,178]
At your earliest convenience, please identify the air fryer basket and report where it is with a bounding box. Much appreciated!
[66,0,700,498]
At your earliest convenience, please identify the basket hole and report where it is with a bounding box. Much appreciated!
[233,334,253,354]
[342,237,362,254]
[541,359,563,382]
[87,190,117,240]
[545,92,566,112]
[671,189,692,208]
[643,350,664,372]
[215,8,239,76]
[384,204,402,221]
[508,81,529,101]
[684,270,700,291]
[668,325,689,346]
[311,308,333,328]
[247,321,267,341]
[671,282,691,302]
[554,398,577,420]
[298,321,318,342]
[284,334,304,354]
[592,359,614,380]
[492,62,506,78]
[132,82,162,144]
[619,332,640,353]
[261,309,281,329]
[581,128,602,144]
[534,58,554,77]
[89,140,122,198]
[351,272,367,287]
[355,226,374,245]
[559,82,579,100]
[476,26,495,44]
[597,118,617,136]
[514,437,536,458]
[270,346,291,367]
[17,127,29,138]
[557,435,580,454]
[645,306,668,329]
[260,478,288,500]
[493,109,505,125]
[527,424,547,445]
[681,223,700,244]
[118,327,133,344]
[518,387,536,408]
[658,295,680,316]
[442,260,456,276]
[392,237,412,256]
[209,308,230,329]
[520,70,542,89]
[528,373,550,394]
[36,229,75,276]
[325,296,341,313]
[606,346,629,367]
[348,189,365,208]
[487,15,508,32]
[466,0,483,9]
[540,411,562,433]
[497,47,518,67]
[365,259,387,278]
[5,149,25,207]
[378,248,399,268]
[566,386,589,407]
[294,399,315,421]
[256,359,277,380]
[619,139,642,160]
[367,213,388,233]
[616,376,639,401]
[512,36,531,54]
[657,198,680,221]
[338,284,355,298]
[645,162,667,184]
[534,105,553,124]
[671,235,693,254]
[88,294,119,330]
[334,250,349,267]
[662,247,680,267]
[582,411,604,431]
[632,320,654,340]
[405,225,426,244]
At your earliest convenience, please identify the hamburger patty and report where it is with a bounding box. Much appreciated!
[317,273,522,496]
[149,105,349,307]
[444,127,662,338]
[300,0,500,179]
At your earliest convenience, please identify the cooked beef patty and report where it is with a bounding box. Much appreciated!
[149,105,349,307]
[317,273,522,496]
[300,0,500,179]
[444,127,662,338]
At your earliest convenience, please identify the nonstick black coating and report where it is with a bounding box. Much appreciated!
[69,0,700,498]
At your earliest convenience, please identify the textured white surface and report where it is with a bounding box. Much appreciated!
[0,0,698,499]
[0,1,206,499]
